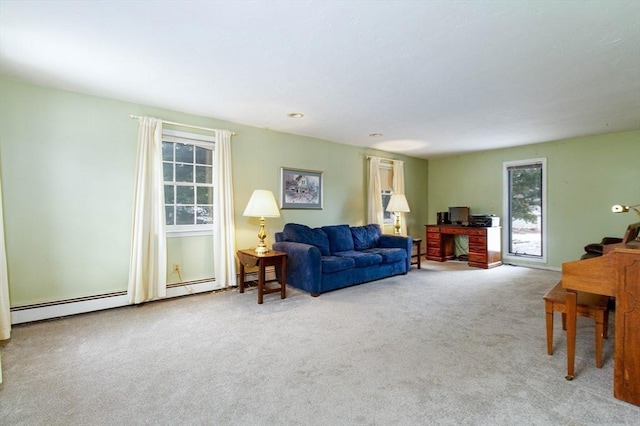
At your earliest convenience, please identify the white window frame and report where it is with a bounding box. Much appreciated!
[162,129,215,238]
[502,158,547,264]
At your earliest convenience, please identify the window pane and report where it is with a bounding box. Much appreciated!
[381,191,392,222]
[509,167,542,256]
[162,131,216,232]
[176,186,195,204]
[175,164,194,183]
[164,185,174,204]
[163,162,173,182]
[162,142,174,161]
[165,206,175,226]
[196,206,213,224]
[175,143,194,163]
[197,187,213,204]
[196,165,213,184]
[176,206,195,225]
[196,146,213,165]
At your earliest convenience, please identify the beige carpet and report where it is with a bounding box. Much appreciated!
[1,261,639,425]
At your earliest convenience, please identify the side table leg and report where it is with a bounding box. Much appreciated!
[239,263,245,293]
[258,260,264,305]
[417,241,422,269]
[280,257,287,299]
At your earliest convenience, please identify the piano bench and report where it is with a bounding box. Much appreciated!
[543,281,610,368]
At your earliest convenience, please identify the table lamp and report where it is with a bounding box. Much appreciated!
[243,189,280,254]
[386,193,410,235]
[611,204,640,218]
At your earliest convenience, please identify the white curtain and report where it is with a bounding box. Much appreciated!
[392,160,407,235]
[0,172,10,341]
[127,117,167,304]
[213,130,237,289]
[367,156,384,226]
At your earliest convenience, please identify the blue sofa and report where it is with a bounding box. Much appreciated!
[273,223,412,296]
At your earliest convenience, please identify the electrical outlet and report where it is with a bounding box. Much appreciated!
[173,264,181,273]
[490,204,495,212]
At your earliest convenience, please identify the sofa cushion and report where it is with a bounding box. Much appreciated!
[351,224,382,250]
[363,247,406,264]
[335,250,383,267]
[321,256,356,274]
[322,224,355,254]
[282,223,330,256]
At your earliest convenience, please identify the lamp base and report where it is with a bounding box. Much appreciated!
[394,213,402,235]
[254,245,269,255]
[254,217,269,254]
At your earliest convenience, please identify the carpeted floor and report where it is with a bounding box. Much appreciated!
[1,261,638,425]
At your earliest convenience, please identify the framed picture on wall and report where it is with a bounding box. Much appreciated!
[280,167,323,209]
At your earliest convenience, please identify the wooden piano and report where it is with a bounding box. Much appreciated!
[561,222,640,406]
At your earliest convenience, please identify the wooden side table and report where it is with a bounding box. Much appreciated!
[411,237,422,269]
[237,249,287,304]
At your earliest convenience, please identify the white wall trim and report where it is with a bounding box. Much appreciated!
[10,267,277,325]
[11,280,218,325]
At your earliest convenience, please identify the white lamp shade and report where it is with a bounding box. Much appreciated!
[386,193,410,213]
[243,190,281,218]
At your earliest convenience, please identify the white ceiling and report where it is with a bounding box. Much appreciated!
[1,1,639,159]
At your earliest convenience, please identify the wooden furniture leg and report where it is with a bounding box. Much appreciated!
[595,313,604,369]
[565,289,577,380]
[258,257,265,305]
[545,305,554,355]
[280,256,287,299]
[239,263,246,293]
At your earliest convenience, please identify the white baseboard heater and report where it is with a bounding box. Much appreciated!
[10,267,277,325]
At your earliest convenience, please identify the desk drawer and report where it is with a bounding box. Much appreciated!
[466,228,487,236]
[469,235,486,245]
[427,233,441,243]
[427,247,442,257]
[469,244,486,254]
[445,227,466,235]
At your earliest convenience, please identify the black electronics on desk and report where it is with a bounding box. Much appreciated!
[448,206,469,225]
[469,214,500,227]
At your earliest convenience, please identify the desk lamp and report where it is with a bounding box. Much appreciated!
[612,204,640,242]
[386,193,410,235]
[243,189,280,254]
[611,204,640,218]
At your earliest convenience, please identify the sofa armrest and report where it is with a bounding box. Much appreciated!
[272,241,323,295]
[379,234,413,272]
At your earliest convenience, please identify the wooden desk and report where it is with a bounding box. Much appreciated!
[425,224,502,269]
[562,244,640,405]
[237,249,287,304]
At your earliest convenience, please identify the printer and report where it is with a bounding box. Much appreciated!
[469,214,500,227]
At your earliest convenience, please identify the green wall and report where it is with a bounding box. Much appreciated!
[2,76,636,306]
[428,131,640,267]
[0,78,429,307]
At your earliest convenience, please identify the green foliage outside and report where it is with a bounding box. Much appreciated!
[510,168,542,224]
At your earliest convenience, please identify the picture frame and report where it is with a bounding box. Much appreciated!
[280,167,323,209]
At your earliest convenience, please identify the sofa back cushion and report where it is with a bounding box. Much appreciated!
[321,224,355,254]
[282,223,330,256]
[351,224,382,250]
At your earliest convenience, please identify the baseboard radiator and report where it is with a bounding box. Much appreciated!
[10,267,276,325]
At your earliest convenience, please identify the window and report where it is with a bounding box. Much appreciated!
[381,190,393,224]
[503,158,547,262]
[380,161,394,225]
[162,129,215,236]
